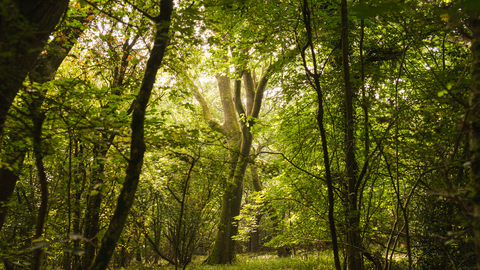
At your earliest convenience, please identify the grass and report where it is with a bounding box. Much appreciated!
[120,251,336,270]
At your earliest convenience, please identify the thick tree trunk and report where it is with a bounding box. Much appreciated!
[0,152,26,233]
[88,1,173,269]
[0,11,87,235]
[188,51,288,264]
[0,0,69,135]
[205,74,242,264]
[181,70,242,264]
[207,66,273,264]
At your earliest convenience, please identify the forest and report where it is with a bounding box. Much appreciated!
[0,0,479,269]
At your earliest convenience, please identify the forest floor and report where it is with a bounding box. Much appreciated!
[118,250,411,269]
[119,251,337,270]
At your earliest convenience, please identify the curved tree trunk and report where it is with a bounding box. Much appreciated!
[181,49,291,264]
[300,0,342,269]
[0,0,69,135]
[206,65,277,264]
[0,10,87,235]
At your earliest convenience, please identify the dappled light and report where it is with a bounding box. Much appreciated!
[0,0,479,270]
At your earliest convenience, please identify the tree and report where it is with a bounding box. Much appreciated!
[0,0,70,135]
[1,0,479,269]
[298,0,342,268]
[0,6,91,268]
[468,4,480,269]
[89,0,173,268]
[0,0,83,235]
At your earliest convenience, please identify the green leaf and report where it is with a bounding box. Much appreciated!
[131,57,140,65]
[352,2,404,19]
[437,90,448,97]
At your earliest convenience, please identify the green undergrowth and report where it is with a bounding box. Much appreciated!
[118,251,336,270]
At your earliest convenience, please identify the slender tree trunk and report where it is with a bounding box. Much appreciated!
[249,163,263,252]
[88,1,173,269]
[83,139,114,268]
[300,0,341,269]
[468,12,480,270]
[73,140,85,269]
[83,31,140,269]
[83,156,105,267]
[30,91,48,270]
[340,0,362,268]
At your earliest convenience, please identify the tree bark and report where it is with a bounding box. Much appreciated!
[205,72,242,264]
[30,91,48,270]
[340,0,362,269]
[249,162,262,252]
[300,0,341,269]
[88,1,173,269]
[206,64,276,264]
[468,11,480,270]
[0,11,88,235]
[83,152,105,268]
[0,0,69,135]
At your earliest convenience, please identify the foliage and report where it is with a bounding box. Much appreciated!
[0,0,478,269]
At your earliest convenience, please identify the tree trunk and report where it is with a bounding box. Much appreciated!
[468,11,480,270]
[88,1,173,269]
[83,29,140,270]
[73,140,86,270]
[250,163,263,253]
[0,11,88,235]
[30,90,48,270]
[184,51,287,264]
[207,66,274,264]
[0,0,69,135]
[83,160,104,268]
[250,214,262,252]
[205,73,242,264]
[340,0,362,268]
[300,0,341,269]
[0,152,26,233]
